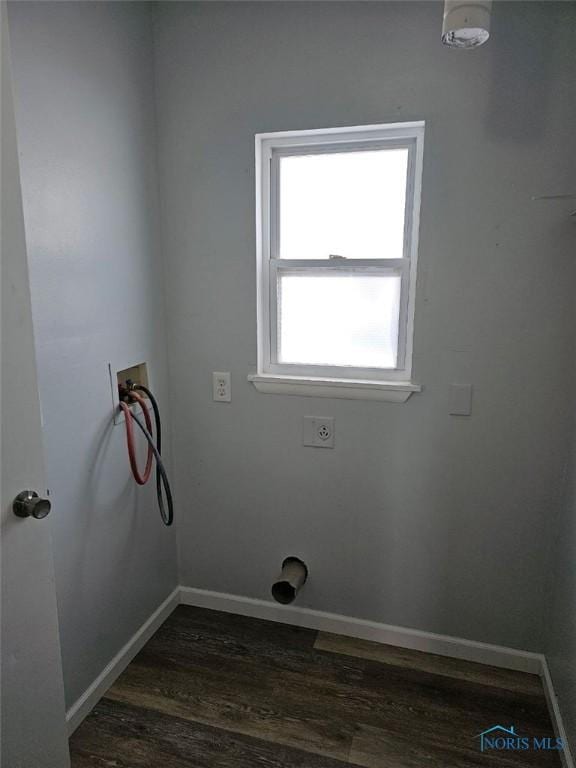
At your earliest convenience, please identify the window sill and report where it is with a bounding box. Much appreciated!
[247,374,421,403]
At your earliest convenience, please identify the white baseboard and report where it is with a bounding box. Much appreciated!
[179,586,543,675]
[66,587,180,735]
[541,658,575,768]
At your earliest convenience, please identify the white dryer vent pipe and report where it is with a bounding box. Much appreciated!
[271,557,308,605]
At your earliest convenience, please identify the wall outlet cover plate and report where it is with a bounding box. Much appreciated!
[213,371,231,402]
[303,416,335,448]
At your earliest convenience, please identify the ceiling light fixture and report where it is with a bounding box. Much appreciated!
[442,0,492,49]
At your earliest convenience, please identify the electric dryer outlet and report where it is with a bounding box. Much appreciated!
[303,416,335,448]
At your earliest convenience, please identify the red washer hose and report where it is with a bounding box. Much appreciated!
[120,391,153,485]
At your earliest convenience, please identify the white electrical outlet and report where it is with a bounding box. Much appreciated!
[213,372,231,402]
[303,416,335,448]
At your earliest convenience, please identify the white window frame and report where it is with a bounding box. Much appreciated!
[249,122,425,402]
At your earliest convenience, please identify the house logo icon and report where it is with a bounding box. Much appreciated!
[476,724,564,753]
[476,725,519,752]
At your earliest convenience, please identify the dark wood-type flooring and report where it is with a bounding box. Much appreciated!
[69,605,561,767]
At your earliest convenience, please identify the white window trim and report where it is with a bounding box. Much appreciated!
[250,122,425,402]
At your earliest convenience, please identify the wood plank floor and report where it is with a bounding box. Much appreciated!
[69,606,561,767]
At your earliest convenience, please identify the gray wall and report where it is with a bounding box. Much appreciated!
[154,1,576,652]
[8,1,178,709]
[547,421,576,754]
[7,0,576,733]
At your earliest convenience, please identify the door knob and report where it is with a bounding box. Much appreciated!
[13,491,51,520]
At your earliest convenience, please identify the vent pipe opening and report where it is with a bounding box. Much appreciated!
[271,557,308,605]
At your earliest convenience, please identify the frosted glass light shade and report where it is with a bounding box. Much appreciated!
[442,0,491,49]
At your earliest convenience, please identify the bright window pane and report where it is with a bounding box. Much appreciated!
[278,273,401,368]
[279,148,408,260]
